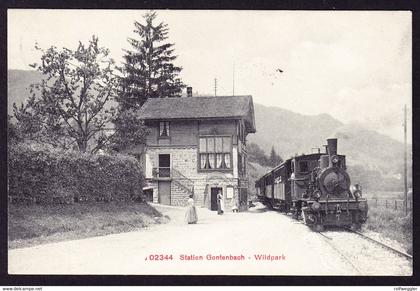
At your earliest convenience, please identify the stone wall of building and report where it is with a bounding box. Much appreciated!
[171,180,191,206]
[147,146,199,179]
[146,146,244,211]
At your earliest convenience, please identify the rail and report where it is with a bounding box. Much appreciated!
[270,201,413,262]
[346,228,413,260]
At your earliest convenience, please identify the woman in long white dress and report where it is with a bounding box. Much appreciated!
[217,191,224,215]
[185,194,198,224]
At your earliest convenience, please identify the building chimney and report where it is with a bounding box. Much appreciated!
[187,87,192,97]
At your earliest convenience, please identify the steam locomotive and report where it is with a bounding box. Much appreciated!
[255,138,368,231]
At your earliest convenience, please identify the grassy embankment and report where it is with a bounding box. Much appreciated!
[362,191,412,254]
[8,202,169,249]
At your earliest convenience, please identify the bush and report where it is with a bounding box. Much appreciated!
[8,142,146,204]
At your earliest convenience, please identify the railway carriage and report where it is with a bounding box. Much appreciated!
[255,138,368,231]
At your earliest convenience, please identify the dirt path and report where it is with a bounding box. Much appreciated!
[8,203,410,275]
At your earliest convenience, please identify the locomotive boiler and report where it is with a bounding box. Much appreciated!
[255,138,368,231]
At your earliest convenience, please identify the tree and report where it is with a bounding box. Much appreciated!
[110,109,149,151]
[117,11,185,110]
[247,142,270,167]
[247,143,283,168]
[7,115,22,144]
[13,36,118,153]
[269,146,283,167]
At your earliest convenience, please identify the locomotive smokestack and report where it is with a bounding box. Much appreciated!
[327,138,338,156]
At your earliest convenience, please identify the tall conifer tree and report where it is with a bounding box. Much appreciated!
[118,11,185,110]
[269,146,283,167]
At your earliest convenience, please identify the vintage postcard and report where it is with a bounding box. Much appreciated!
[7,9,412,277]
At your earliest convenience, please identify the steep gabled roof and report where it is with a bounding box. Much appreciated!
[137,95,256,133]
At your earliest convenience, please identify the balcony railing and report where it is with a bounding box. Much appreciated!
[153,167,171,178]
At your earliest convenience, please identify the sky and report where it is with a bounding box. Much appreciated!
[8,9,412,142]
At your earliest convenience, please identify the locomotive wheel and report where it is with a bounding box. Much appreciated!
[278,203,285,213]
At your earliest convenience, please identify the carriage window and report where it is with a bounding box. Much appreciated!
[299,161,309,173]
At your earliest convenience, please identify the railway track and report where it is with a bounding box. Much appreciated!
[289,218,363,274]
[281,208,412,261]
[268,205,412,274]
[345,228,413,260]
[314,230,362,275]
[314,227,412,275]
[313,225,412,261]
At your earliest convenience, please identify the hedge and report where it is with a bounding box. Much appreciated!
[8,142,146,204]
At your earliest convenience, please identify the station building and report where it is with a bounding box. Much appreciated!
[134,93,256,212]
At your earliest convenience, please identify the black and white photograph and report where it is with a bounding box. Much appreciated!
[6,9,413,277]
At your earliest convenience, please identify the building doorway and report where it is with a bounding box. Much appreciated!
[143,188,153,202]
[210,187,222,211]
[158,181,171,205]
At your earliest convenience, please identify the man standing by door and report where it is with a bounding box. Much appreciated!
[217,190,224,215]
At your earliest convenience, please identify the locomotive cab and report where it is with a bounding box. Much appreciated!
[254,138,368,231]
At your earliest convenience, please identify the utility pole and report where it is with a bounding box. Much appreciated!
[404,104,408,215]
[232,62,235,96]
[214,78,217,97]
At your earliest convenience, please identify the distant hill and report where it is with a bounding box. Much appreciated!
[249,103,408,169]
[248,103,411,190]
[249,104,343,157]
[8,69,411,190]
